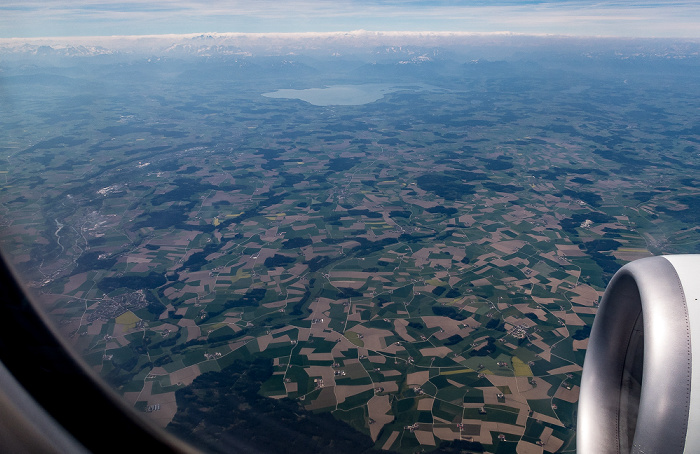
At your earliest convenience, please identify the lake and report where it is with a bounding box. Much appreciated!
[262,84,428,106]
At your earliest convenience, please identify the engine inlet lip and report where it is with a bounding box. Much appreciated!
[578,255,694,454]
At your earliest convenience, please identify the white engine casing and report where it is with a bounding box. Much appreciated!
[578,255,700,454]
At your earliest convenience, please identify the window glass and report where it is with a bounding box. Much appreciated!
[1,3,699,453]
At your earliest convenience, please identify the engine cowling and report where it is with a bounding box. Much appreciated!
[578,255,700,454]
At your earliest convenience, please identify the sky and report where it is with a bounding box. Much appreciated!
[1,0,699,39]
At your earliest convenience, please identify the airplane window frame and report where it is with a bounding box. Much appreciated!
[0,251,198,453]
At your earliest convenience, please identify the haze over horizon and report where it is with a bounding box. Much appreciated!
[2,1,700,39]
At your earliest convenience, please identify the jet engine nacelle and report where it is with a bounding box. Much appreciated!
[578,255,700,454]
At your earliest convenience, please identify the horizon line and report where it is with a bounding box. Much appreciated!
[2,30,699,42]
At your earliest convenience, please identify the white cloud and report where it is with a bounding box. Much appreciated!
[1,1,699,38]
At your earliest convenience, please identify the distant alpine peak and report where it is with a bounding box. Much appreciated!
[0,31,698,61]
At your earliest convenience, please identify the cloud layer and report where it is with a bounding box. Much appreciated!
[2,1,699,38]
